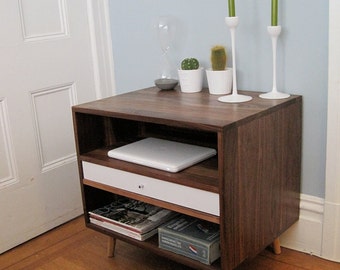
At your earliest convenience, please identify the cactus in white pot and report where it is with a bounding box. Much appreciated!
[210,45,227,71]
[178,58,203,93]
[181,58,200,70]
[206,45,232,95]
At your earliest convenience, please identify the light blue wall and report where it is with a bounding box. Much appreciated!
[109,0,328,198]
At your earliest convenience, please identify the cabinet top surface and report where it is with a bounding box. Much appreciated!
[73,87,301,131]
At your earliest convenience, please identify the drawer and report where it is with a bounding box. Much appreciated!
[82,161,219,216]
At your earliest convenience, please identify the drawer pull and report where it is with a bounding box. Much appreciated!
[138,184,144,189]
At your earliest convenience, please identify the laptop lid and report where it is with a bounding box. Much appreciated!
[107,137,216,173]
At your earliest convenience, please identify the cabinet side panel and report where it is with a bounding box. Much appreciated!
[236,99,302,259]
[275,99,301,231]
[220,99,302,267]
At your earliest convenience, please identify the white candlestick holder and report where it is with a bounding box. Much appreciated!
[259,26,290,99]
[218,16,252,103]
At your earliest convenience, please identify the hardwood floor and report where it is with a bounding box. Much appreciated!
[1,216,339,270]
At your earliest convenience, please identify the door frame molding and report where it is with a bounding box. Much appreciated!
[321,0,340,262]
[87,0,116,99]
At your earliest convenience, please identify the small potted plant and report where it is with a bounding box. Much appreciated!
[177,58,203,93]
[206,45,232,95]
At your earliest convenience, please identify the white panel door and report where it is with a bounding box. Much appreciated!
[0,0,104,253]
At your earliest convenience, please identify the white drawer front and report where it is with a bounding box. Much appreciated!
[82,161,219,216]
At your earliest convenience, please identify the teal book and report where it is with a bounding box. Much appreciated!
[158,215,220,265]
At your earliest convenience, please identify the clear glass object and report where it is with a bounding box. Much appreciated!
[156,16,177,80]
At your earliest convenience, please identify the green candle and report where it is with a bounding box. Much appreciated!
[271,0,278,26]
[228,0,235,17]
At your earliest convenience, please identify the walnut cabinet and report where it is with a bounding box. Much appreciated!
[72,88,302,270]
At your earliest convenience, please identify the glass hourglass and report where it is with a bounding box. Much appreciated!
[154,16,178,90]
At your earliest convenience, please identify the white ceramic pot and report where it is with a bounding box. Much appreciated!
[178,67,204,93]
[206,68,232,95]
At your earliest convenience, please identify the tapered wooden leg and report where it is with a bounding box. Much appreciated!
[107,237,116,258]
[273,237,281,255]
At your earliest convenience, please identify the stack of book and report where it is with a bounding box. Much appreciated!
[89,198,176,241]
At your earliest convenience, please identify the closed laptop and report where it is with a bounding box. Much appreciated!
[108,137,216,173]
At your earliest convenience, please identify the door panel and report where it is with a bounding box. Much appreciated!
[30,83,77,172]
[0,98,17,187]
[0,0,99,253]
[19,0,69,41]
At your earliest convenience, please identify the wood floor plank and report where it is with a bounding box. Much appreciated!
[0,217,86,269]
[260,248,340,270]
[1,216,339,270]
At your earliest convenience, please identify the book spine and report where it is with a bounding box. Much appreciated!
[89,212,142,233]
[89,209,176,234]
[90,217,144,240]
[90,217,157,241]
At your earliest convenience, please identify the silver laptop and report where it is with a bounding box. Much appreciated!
[107,137,216,173]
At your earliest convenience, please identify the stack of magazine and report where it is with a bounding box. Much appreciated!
[89,198,176,241]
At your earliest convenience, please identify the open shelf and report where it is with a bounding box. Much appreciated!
[83,180,219,224]
[80,146,219,193]
[88,222,221,270]
[84,190,220,268]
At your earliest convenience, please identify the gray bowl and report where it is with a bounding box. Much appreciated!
[155,78,179,90]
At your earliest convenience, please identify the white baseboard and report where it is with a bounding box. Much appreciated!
[280,194,325,256]
[321,200,340,262]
